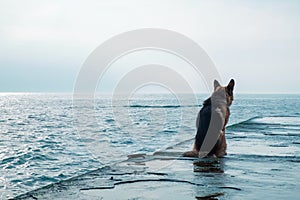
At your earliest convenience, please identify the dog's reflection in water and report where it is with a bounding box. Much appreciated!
[193,159,226,199]
[193,158,224,173]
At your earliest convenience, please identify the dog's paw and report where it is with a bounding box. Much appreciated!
[183,151,198,157]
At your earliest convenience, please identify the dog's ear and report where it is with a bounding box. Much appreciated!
[227,79,235,94]
[214,80,221,90]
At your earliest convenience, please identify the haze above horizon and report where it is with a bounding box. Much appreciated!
[0,0,299,94]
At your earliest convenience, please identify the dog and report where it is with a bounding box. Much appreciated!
[184,79,235,158]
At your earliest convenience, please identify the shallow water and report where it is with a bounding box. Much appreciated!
[0,93,300,199]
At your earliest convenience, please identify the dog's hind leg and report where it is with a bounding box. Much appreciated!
[183,141,199,157]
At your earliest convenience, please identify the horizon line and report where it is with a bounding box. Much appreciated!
[0,92,300,95]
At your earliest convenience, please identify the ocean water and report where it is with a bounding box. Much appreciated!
[0,93,300,199]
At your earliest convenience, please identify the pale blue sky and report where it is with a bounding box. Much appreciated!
[0,0,299,93]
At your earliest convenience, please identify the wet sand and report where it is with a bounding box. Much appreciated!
[11,138,299,200]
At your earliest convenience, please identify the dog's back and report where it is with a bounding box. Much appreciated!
[195,97,228,157]
[194,98,212,153]
[183,79,234,158]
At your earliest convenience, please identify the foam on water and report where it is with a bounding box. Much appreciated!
[228,115,300,158]
[251,116,300,126]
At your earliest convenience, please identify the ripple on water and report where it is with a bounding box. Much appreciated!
[1,94,300,198]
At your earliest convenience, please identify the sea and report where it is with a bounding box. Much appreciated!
[0,93,300,199]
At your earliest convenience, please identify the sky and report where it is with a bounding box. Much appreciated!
[0,0,300,94]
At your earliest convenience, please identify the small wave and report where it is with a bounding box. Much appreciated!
[127,105,198,108]
[293,142,300,145]
[228,116,300,130]
[268,144,289,147]
[94,104,200,109]
[263,133,300,137]
[229,154,300,162]
[227,116,261,129]
[105,118,115,123]
[160,129,177,134]
[252,116,300,126]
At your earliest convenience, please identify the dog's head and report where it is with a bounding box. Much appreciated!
[213,79,235,106]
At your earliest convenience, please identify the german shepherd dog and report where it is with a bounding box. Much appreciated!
[184,79,235,158]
